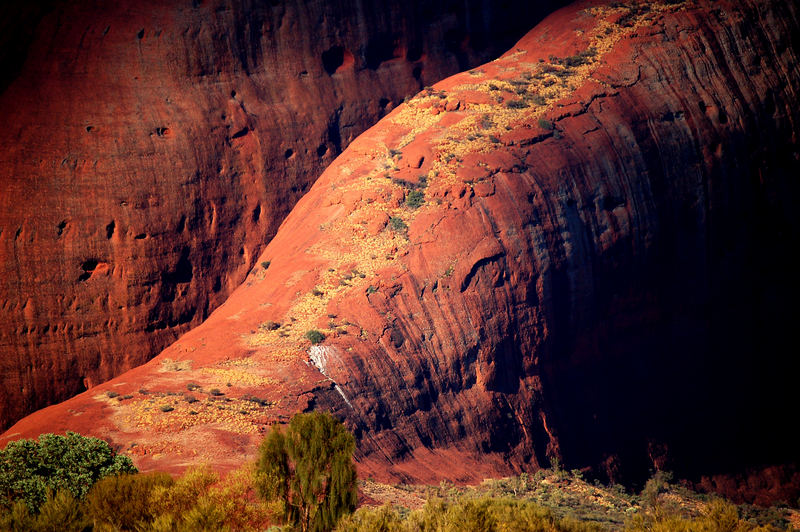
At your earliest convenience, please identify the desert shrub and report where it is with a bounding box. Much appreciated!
[188,466,275,532]
[625,498,766,532]
[640,471,673,510]
[0,432,136,513]
[396,497,602,532]
[538,118,555,130]
[557,48,597,67]
[85,471,173,530]
[335,504,403,532]
[389,217,408,232]
[261,261,271,269]
[506,100,529,109]
[1,489,89,532]
[256,412,357,532]
[305,329,325,344]
[148,468,218,523]
[405,190,424,209]
[87,466,275,532]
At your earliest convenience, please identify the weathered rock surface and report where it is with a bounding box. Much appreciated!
[3,0,799,504]
[0,0,566,430]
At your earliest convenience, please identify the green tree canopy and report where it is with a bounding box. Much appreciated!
[256,411,357,532]
[0,431,136,513]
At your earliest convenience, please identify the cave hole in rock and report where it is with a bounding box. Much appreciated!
[85,126,94,132]
[105,220,115,239]
[163,247,193,284]
[602,196,626,211]
[718,107,728,124]
[230,89,236,98]
[322,45,353,75]
[444,28,469,70]
[78,260,99,282]
[365,34,399,70]
[176,215,186,232]
[412,64,422,81]
[284,148,294,159]
[134,233,146,240]
[154,127,169,137]
[317,144,328,157]
[379,97,390,109]
[57,220,68,236]
[406,44,423,62]
[252,203,261,223]
[136,29,144,39]
[231,126,249,139]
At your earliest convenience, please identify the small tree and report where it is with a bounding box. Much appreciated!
[256,412,357,532]
[0,431,136,513]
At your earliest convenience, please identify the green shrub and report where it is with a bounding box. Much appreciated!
[0,432,136,513]
[538,118,555,130]
[405,190,425,209]
[389,217,408,233]
[557,48,597,67]
[261,261,271,270]
[256,412,357,532]
[305,330,325,344]
[506,100,529,109]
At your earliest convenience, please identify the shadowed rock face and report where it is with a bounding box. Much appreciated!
[2,0,799,505]
[0,0,566,430]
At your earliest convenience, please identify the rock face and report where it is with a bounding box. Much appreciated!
[0,0,566,431]
[3,0,799,504]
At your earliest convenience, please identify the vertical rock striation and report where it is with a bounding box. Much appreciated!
[0,0,565,430]
[2,0,798,504]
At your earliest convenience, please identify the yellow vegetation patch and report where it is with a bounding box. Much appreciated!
[116,392,274,435]
[198,367,277,387]
[159,358,192,372]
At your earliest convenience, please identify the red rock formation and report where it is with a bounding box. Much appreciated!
[3,0,799,504]
[0,0,566,430]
